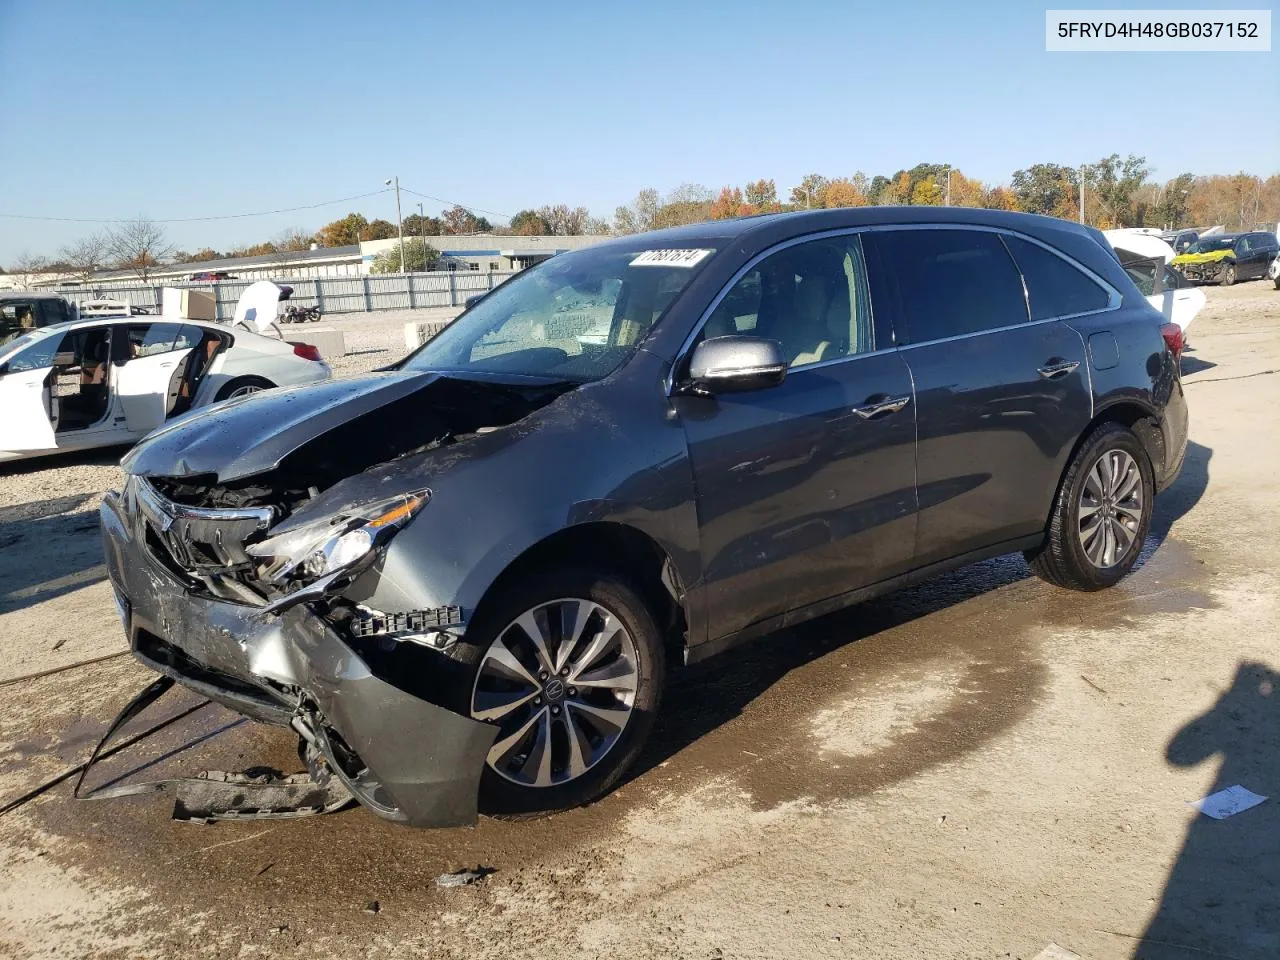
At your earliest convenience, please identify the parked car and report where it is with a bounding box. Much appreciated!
[189,271,237,282]
[1159,229,1199,254]
[102,208,1188,828]
[0,314,330,463]
[1105,230,1206,335]
[0,291,76,345]
[1171,231,1280,284]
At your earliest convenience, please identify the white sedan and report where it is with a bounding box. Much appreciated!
[0,315,330,463]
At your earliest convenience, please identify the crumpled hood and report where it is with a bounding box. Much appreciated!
[124,372,438,483]
[1173,250,1233,265]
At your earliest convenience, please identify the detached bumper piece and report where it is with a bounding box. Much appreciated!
[74,676,356,823]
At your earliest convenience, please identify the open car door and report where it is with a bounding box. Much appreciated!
[110,322,197,435]
[0,331,63,456]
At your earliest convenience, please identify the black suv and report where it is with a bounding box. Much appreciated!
[104,208,1189,826]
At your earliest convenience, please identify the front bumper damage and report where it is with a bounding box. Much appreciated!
[100,488,497,828]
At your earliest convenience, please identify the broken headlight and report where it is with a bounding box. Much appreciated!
[246,490,429,588]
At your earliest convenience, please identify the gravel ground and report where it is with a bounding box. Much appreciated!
[1,284,1278,959]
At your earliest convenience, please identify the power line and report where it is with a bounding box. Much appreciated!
[400,186,512,220]
[0,189,394,224]
[0,186,515,226]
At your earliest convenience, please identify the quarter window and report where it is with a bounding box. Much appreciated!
[701,234,875,367]
[870,229,1028,344]
[1002,235,1111,320]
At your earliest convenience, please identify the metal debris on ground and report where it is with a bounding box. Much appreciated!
[73,675,355,822]
[435,866,496,888]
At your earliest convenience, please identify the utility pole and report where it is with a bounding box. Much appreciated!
[385,176,406,273]
[1079,164,1086,224]
[418,202,429,268]
[945,166,952,206]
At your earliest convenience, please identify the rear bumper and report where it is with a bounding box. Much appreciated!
[101,490,495,828]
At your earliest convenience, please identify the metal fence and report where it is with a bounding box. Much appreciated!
[48,270,519,321]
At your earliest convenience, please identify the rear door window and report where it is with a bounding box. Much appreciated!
[1002,235,1112,319]
[869,229,1028,345]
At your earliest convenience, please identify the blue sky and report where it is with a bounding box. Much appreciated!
[1,0,1275,264]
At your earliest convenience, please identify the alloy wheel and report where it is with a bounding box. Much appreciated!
[1078,449,1144,569]
[228,384,266,398]
[471,598,639,788]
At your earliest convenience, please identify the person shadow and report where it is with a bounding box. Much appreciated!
[1133,661,1280,958]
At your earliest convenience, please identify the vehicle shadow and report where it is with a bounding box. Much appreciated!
[1147,439,1211,548]
[1179,355,1217,376]
[0,445,131,478]
[1131,661,1280,959]
[0,501,107,615]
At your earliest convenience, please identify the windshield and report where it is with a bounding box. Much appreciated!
[403,243,718,381]
[1186,237,1236,253]
[0,324,56,354]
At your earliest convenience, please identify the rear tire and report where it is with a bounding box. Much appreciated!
[1220,263,1237,286]
[455,567,665,818]
[1025,422,1154,591]
[215,376,275,401]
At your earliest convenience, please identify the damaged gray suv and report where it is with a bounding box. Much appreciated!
[102,208,1189,827]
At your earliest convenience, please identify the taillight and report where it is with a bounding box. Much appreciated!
[291,342,322,362]
[1160,322,1185,360]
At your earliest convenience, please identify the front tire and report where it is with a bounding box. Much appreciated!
[1220,262,1237,286]
[459,568,665,817]
[1025,422,1153,591]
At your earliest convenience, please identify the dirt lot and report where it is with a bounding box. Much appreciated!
[1,285,1278,959]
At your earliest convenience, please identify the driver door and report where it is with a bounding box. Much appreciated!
[0,335,62,455]
[110,322,197,435]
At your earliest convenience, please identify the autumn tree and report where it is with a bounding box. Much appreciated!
[107,217,174,282]
[174,248,222,263]
[816,178,867,208]
[981,186,1020,211]
[743,179,779,212]
[509,210,550,235]
[442,205,486,234]
[709,186,750,219]
[318,213,369,247]
[58,233,111,281]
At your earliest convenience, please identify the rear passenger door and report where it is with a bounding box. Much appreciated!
[864,228,1096,567]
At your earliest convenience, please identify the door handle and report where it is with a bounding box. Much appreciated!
[852,395,911,419]
[1037,359,1080,379]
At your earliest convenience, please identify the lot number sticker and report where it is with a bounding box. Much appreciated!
[630,249,713,268]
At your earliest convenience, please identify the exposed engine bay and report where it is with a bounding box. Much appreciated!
[125,374,576,609]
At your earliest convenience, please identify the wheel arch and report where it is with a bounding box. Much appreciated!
[468,521,690,657]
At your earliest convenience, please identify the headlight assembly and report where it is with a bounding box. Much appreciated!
[247,490,430,589]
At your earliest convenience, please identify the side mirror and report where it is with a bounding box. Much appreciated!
[464,294,485,310]
[685,336,787,395]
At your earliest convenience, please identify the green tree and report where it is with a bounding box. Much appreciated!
[364,218,398,241]
[403,212,443,236]
[788,174,829,208]
[1089,153,1150,227]
[370,239,440,273]
[1010,164,1079,219]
